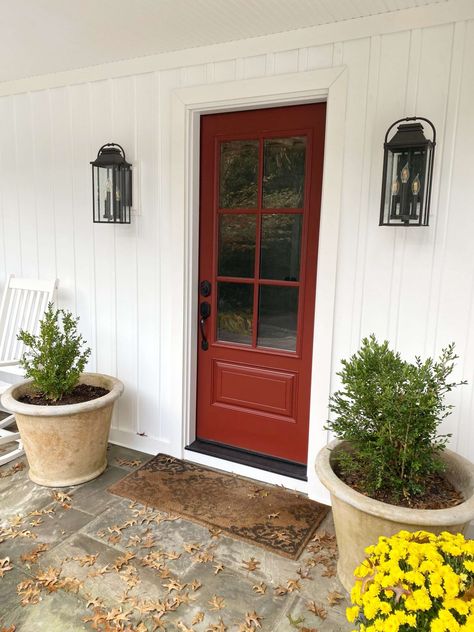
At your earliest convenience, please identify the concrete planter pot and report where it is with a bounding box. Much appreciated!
[315,439,474,592]
[1,373,124,487]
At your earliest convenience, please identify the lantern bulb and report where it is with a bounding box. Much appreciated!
[411,174,420,195]
[391,177,400,195]
[401,162,410,184]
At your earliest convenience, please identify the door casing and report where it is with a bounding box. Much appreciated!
[170,67,348,502]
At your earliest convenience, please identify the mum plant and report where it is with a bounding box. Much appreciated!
[347,530,474,632]
[17,302,91,402]
[326,335,466,502]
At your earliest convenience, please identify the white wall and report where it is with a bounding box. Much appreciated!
[0,3,473,484]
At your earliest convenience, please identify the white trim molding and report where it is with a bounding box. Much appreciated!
[170,67,347,503]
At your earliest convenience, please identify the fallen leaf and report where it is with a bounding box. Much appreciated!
[252,582,267,595]
[209,527,222,539]
[35,566,61,590]
[307,601,327,620]
[326,590,344,606]
[245,611,262,628]
[267,512,280,520]
[113,552,135,571]
[51,491,72,509]
[190,579,202,591]
[17,578,41,605]
[206,619,227,632]
[0,461,25,478]
[242,557,260,572]
[176,621,195,632]
[213,562,224,574]
[274,584,288,596]
[72,553,99,567]
[116,458,143,467]
[0,557,13,577]
[184,542,201,554]
[163,579,186,593]
[192,611,205,625]
[286,578,301,593]
[208,594,225,611]
[297,567,313,580]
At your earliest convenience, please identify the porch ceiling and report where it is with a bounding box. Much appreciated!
[0,0,447,83]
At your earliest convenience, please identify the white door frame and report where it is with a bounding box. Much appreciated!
[170,67,347,503]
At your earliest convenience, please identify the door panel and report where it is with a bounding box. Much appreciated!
[197,103,326,465]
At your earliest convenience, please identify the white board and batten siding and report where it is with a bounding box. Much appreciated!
[0,1,473,500]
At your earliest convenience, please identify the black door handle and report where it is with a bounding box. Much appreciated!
[200,301,211,351]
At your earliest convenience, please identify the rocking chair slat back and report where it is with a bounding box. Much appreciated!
[0,275,59,365]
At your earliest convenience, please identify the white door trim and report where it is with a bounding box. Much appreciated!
[170,67,348,503]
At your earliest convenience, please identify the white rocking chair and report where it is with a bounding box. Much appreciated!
[0,275,59,466]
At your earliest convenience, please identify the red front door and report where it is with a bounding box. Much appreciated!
[196,103,326,465]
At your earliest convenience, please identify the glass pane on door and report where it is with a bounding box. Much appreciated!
[218,214,256,278]
[260,214,302,281]
[219,140,259,209]
[217,282,253,345]
[257,285,298,351]
[263,137,306,208]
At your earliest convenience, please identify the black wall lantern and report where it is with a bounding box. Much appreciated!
[380,117,436,226]
[91,143,132,224]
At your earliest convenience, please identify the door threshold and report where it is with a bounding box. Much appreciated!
[186,439,308,481]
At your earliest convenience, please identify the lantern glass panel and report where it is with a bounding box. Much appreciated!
[383,148,427,225]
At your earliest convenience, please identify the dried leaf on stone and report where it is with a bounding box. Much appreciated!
[274,584,288,596]
[208,594,226,611]
[163,579,186,593]
[252,582,267,595]
[297,567,313,580]
[83,608,107,629]
[326,590,344,606]
[307,601,327,620]
[9,514,23,527]
[176,621,195,632]
[190,579,202,591]
[0,461,25,478]
[267,512,280,520]
[88,564,111,577]
[17,579,41,606]
[209,527,222,539]
[116,458,143,468]
[192,611,205,625]
[241,557,260,572]
[184,542,201,554]
[58,576,83,593]
[245,611,262,628]
[113,552,135,571]
[286,578,301,593]
[73,553,99,567]
[213,562,224,574]
[35,566,61,590]
[0,557,13,577]
[51,491,72,509]
[206,618,227,631]
[193,550,214,564]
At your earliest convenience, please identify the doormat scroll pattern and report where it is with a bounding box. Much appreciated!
[108,453,330,559]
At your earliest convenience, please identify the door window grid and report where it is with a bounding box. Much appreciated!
[215,134,308,353]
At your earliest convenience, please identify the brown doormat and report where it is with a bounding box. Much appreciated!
[108,454,329,560]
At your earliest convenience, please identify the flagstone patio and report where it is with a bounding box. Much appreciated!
[0,441,352,632]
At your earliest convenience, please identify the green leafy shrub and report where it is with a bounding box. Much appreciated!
[326,335,466,502]
[18,303,91,402]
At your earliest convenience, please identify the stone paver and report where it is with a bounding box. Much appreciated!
[0,444,352,631]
